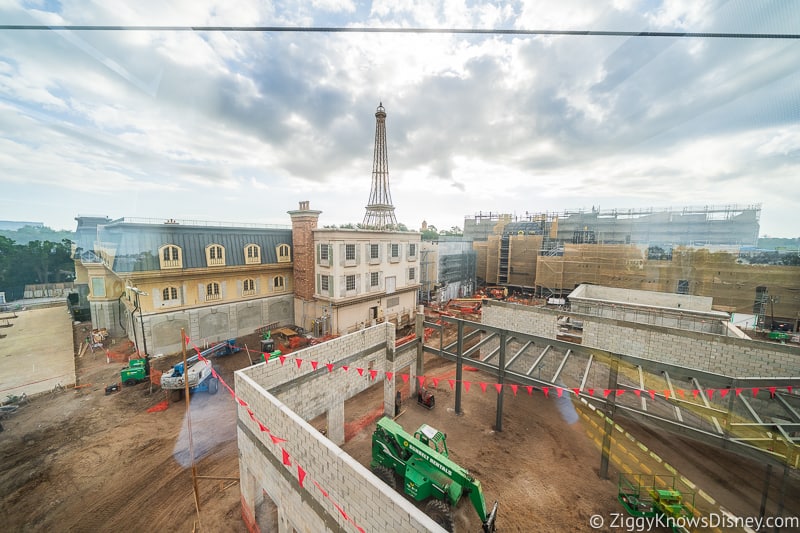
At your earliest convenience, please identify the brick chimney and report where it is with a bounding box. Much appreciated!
[288,201,321,301]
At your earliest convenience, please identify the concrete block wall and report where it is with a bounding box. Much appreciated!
[235,325,441,532]
[483,301,800,378]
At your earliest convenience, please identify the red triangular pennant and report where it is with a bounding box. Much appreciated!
[369,369,378,380]
[735,388,743,396]
[342,365,349,372]
[298,465,306,488]
[418,376,426,387]
[326,363,334,373]
[448,379,455,390]
[357,368,364,376]
[258,421,269,433]
[572,388,580,397]
[510,384,518,396]
[587,388,594,397]
[541,386,548,397]
[432,377,440,387]
[603,389,612,398]
[676,389,685,398]
[279,355,286,365]
[270,434,287,444]
[634,390,641,398]
[311,360,319,370]
[664,390,671,400]
[556,387,563,397]
[768,386,776,398]
[692,389,700,398]
[719,389,729,398]
[752,388,759,397]
[282,449,292,466]
[494,383,503,394]
[464,381,471,392]
[247,409,256,421]
[707,389,715,399]
[402,374,409,383]
[648,390,656,400]
[787,386,793,394]
[386,372,394,380]
[295,358,303,369]
[480,382,488,393]
[616,389,625,397]
[238,398,248,407]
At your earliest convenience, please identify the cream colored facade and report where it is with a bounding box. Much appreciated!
[306,228,422,335]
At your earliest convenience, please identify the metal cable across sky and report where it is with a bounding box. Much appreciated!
[0,25,798,39]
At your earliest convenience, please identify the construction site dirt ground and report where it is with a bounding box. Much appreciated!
[1,328,798,533]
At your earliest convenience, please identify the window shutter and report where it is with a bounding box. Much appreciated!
[316,244,320,265]
[356,274,361,295]
[327,276,333,297]
[379,272,384,290]
[198,283,204,301]
[356,243,361,264]
[339,276,346,297]
[316,274,320,294]
[340,244,346,266]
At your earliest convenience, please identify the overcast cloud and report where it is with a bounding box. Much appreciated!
[0,1,798,237]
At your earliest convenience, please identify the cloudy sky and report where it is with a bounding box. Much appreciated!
[1,1,798,237]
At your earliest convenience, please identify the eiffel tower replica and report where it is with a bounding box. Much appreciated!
[363,102,398,230]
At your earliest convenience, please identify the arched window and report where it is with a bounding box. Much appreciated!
[159,245,182,269]
[273,276,285,291]
[162,286,178,301]
[206,244,225,266]
[243,278,256,296]
[206,282,221,300]
[245,244,261,265]
[277,244,291,263]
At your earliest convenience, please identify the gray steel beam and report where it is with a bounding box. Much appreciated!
[552,349,572,383]
[525,345,551,376]
[506,340,533,369]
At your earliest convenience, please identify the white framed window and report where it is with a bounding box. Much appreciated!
[342,242,359,266]
[162,287,178,301]
[346,274,356,291]
[243,278,256,296]
[408,267,416,281]
[345,244,356,261]
[206,244,225,266]
[370,271,379,288]
[277,244,291,263]
[273,275,286,291]
[320,275,330,293]
[369,243,380,264]
[245,244,261,265]
[389,243,400,262]
[206,282,221,301]
[408,243,417,261]
[159,244,182,269]
[318,243,331,266]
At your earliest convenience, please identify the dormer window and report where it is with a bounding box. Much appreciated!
[277,244,291,263]
[245,244,261,265]
[206,244,225,266]
[159,245,182,269]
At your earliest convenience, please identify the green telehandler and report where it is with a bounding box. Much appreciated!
[370,416,498,532]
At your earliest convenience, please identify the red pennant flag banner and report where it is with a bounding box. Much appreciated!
[342,365,349,372]
[527,386,534,396]
[603,389,612,398]
[634,390,641,398]
[768,387,776,398]
[418,376,426,387]
[510,384,518,396]
[238,398,249,407]
[279,356,286,365]
[298,465,306,488]
[616,389,625,397]
[402,374,409,383]
[664,390,671,400]
[270,434,287,445]
[314,480,329,498]
[572,388,580,397]
[296,359,303,369]
[735,388,743,396]
[258,421,269,433]
[386,372,393,381]
[448,379,455,390]
[464,381,471,392]
[432,378,440,387]
[707,389,715,399]
[311,361,319,370]
[247,409,256,422]
[556,388,563,398]
[752,388,759,397]
[357,368,364,376]
[369,369,378,380]
[333,502,349,521]
[326,363,334,373]
[692,389,700,398]
[480,382,488,393]
[787,386,793,394]
[648,390,656,400]
[677,389,685,398]
[282,449,292,466]
[587,388,594,397]
[494,383,503,394]
[719,389,729,398]
[541,387,548,397]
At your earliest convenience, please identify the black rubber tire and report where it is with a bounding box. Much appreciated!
[208,377,219,395]
[124,379,137,387]
[371,465,397,490]
[425,499,454,532]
